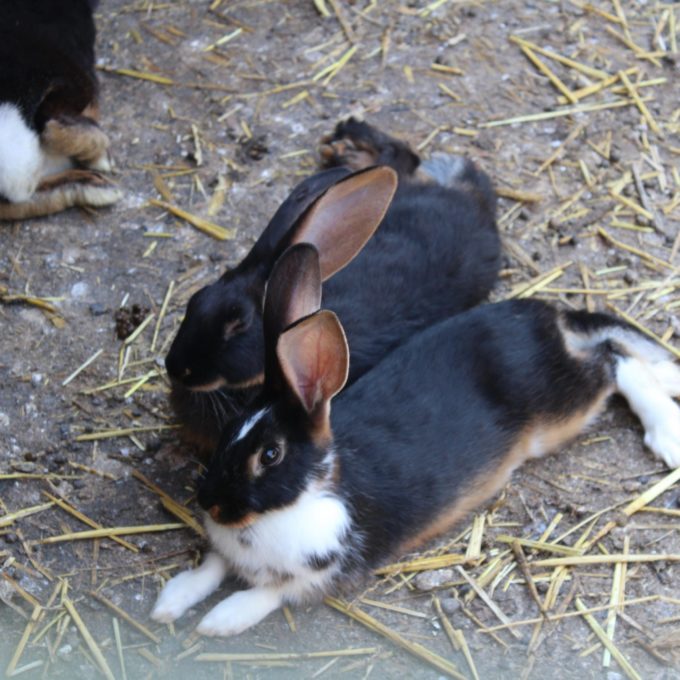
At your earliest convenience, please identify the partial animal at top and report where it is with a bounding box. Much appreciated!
[0,0,120,220]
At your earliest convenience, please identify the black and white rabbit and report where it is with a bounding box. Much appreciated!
[0,0,120,220]
[151,243,680,637]
[166,119,501,450]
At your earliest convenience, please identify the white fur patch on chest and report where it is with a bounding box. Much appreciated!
[204,485,351,601]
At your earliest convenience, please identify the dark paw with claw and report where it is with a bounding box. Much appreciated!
[319,117,420,178]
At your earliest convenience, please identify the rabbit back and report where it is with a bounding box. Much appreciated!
[325,174,499,380]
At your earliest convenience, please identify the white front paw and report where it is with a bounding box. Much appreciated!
[645,422,680,469]
[196,588,281,637]
[151,571,208,623]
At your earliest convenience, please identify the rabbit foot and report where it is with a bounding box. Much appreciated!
[319,137,377,172]
[42,115,111,169]
[319,117,419,177]
[196,588,282,637]
[644,414,680,469]
[0,169,120,220]
[151,553,227,623]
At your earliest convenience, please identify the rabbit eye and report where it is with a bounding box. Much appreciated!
[259,446,282,467]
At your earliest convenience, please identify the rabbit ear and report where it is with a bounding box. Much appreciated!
[290,166,398,281]
[263,244,322,390]
[247,167,352,266]
[277,310,349,437]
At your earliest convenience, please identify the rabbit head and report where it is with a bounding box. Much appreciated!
[165,166,396,395]
[198,244,349,528]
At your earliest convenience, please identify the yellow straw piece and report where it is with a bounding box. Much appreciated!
[149,199,236,240]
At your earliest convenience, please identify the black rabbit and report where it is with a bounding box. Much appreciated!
[0,0,120,220]
[151,243,680,636]
[166,119,500,450]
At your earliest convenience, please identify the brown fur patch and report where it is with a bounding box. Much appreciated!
[41,116,110,165]
[36,169,112,192]
[318,140,378,171]
[0,171,120,220]
[413,167,439,184]
[310,402,334,448]
[81,102,101,121]
[214,511,258,529]
[185,372,264,394]
[400,394,612,553]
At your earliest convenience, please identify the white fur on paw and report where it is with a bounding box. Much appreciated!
[644,422,680,469]
[88,153,112,173]
[151,571,207,623]
[648,361,680,397]
[196,589,281,637]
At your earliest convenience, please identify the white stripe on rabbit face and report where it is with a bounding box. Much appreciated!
[234,407,269,442]
[0,104,73,203]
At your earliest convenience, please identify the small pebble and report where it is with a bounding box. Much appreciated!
[89,302,108,316]
[623,270,639,285]
[414,569,455,592]
[70,281,89,298]
[51,452,67,466]
[440,597,461,615]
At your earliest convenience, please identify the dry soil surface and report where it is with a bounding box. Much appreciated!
[1,1,679,679]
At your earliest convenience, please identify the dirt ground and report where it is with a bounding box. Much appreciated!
[1,0,679,678]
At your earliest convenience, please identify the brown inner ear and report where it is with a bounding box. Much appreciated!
[276,311,349,423]
[291,166,398,281]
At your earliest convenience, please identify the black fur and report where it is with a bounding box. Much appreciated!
[306,552,340,571]
[198,400,331,524]
[167,121,500,449]
[200,298,636,586]
[0,0,98,131]
[331,300,612,570]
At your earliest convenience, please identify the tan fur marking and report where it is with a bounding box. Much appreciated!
[36,169,112,192]
[400,394,612,553]
[215,511,258,529]
[0,171,120,220]
[557,314,591,361]
[413,167,439,184]
[81,102,101,121]
[319,139,378,171]
[189,372,264,393]
[310,403,333,448]
[41,117,110,164]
